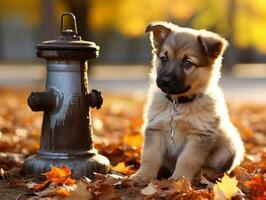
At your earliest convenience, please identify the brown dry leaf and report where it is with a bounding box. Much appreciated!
[84,175,122,200]
[104,173,125,185]
[94,183,121,200]
[156,178,192,198]
[140,178,193,199]
[34,184,76,199]
[66,182,93,200]
[3,90,266,199]
[232,166,251,183]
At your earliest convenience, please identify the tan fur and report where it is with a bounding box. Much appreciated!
[130,22,244,182]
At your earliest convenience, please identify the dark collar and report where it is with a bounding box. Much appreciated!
[165,94,201,104]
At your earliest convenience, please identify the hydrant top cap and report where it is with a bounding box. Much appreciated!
[36,13,99,59]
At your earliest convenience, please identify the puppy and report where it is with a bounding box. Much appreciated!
[130,22,244,182]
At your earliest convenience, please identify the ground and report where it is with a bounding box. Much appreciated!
[0,87,265,199]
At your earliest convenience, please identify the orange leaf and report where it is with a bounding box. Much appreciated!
[244,175,266,199]
[111,162,134,175]
[34,165,75,191]
[33,181,49,191]
[42,165,75,185]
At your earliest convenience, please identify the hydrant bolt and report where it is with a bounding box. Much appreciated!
[86,90,103,109]
[28,91,56,112]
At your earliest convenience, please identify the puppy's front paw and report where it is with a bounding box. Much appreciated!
[130,171,156,183]
[169,173,193,180]
[169,173,192,180]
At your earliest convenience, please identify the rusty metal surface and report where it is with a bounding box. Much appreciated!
[22,13,110,178]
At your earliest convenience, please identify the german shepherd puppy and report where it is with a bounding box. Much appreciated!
[130,22,244,181]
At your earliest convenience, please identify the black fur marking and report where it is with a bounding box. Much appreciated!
[218,151,235,173]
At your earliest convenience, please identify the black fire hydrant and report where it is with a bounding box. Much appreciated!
[22,13,110,178]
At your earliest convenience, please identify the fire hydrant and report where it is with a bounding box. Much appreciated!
[22,13,110,178]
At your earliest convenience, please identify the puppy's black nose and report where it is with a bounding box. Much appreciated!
[156,75,189,94]
[160,76,172,87]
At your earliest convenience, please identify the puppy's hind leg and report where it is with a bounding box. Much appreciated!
[206,145,236,174]
[206,132,244,174]
[170,135,216,180]
[130,128,165,182]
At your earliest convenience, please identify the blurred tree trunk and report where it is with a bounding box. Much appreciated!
[66,0,95,75]
[40,0,57,41]
[0,24,3,58]
[225,0,238,71]
[40,0,90,40]
[68,0,90,39]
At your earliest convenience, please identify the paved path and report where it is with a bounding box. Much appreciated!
[0,64,265,103]
[90,77,266,103]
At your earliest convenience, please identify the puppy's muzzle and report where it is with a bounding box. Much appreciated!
[157,75,190,94]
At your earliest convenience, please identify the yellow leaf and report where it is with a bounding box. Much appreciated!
[213,174,239,200]
[111,162,134,175]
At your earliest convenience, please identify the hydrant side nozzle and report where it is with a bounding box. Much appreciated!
[86,90,103,109]
[28,91,56,112]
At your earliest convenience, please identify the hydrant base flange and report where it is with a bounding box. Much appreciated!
[22,151,110,179]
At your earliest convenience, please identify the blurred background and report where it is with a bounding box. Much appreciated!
[0,0,266,101]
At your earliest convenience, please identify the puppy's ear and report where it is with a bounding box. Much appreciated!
[145,22,173,49]
[198,31,228,59]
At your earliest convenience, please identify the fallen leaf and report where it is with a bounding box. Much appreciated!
[94,183,121,200]
[156,178,192,197]
[52,187,71,197]
[214,174,239,200]
[66,182,93,200]
[0,168,4,177]
[33,181,50,191]
[34,184,76,198]
[244,175,266,199]
[26,181,37,190]
[105,173,125,185]
[34,165,76,191]
[111,162,134,175]
[141,182,157,196]
[2,90,266,199]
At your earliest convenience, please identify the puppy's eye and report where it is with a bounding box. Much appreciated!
[160,55,168,65]
[183,59,194,70]
[183,59,195,74]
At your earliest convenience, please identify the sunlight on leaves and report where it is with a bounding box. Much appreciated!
[2,90,266,199]
[213,174,239,199]
[123,133,143,148]
[244,175,266,199]
[52,187,71,197]
[111,162,134,175]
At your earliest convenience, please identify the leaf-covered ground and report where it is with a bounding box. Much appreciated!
[0,88,265,199]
